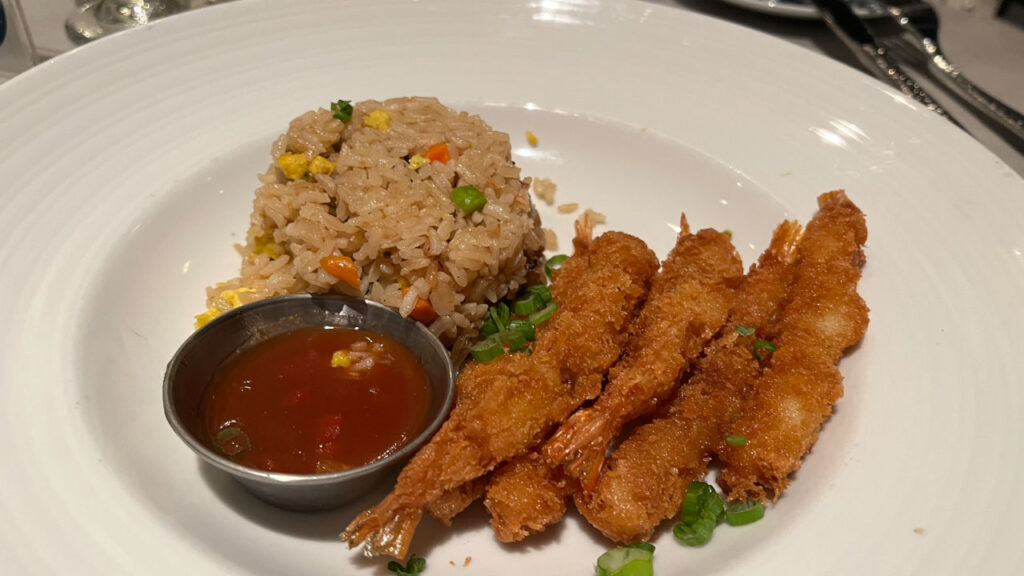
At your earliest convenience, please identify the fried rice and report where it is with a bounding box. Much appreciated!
[201,97,546,359]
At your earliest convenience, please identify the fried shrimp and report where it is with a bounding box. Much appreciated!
[717,190,868,502]
[544,218,743,489]
[483,452,570,542]
[340,231,658,559]
[574,220,804,543]
[425,476,488,526]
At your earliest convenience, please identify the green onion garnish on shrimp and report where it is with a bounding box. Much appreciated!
[595,542,655,576]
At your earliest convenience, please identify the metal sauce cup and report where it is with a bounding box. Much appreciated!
[163,294,455,511]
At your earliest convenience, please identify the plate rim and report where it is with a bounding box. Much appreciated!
[1,0,1023,574]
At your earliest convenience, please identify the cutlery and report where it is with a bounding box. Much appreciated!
[805,0,960,124]
[879,0,1024,142]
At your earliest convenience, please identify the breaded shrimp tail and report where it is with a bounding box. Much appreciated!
[340,231,658,559]
[574,220,804,543]
[345,507,423,560]
[544,217,743,489]
[718,190,869,502]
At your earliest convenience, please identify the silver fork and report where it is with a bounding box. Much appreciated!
[878,0,1024,141]
[806,0,960,122]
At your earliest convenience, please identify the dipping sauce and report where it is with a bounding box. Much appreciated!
[201,326,431,474]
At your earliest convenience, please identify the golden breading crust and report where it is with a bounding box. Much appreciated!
[574,220,804,543]
[484,453,569,542]
[717,190,869,502]
[340,231,658,559]
[544,220,744,488]
[425,475,488,526]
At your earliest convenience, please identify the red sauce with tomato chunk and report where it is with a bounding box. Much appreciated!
[201,327,431,475]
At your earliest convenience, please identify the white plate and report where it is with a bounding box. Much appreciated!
[2,0,1023,573]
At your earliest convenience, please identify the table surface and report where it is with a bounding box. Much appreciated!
[7,0,1024,174]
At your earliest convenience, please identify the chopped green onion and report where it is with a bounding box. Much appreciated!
[674,481,725,547]
[673,517,717,547]
[499,328,528,351]
[215,426,251,457]
[507,319,536,342]
[525,284,553,305]
[545,254,568,278]
[725,434,748,446]
[680,481,704,525]
[513,292,544,315]
[480,315,498,337]
[330,99,353,123]
[595,543,655,576]
[753,339,777,361]
[497,317,536,350]
[680,481,711,524]
[725,500,765,526]
[488,302,510,333]
[736,325,755,337]
[529,302,559,325]
[628,542,655,553]
[723,229,733,239]
[387,554,427,576]
[470,335,503,362]
[451,185,487,213]
[706,490,725,520]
